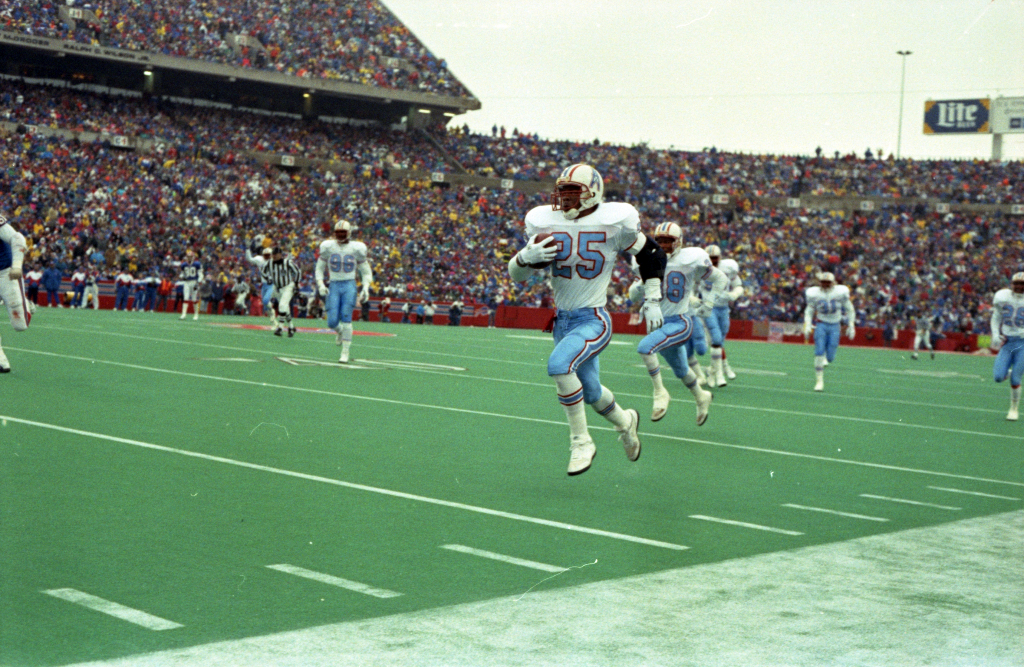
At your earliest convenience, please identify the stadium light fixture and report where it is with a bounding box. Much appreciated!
[143,70,152,76]
[418,108,432,114]
[896,50,912,159]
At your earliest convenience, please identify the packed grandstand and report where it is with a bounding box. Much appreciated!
[0,1,1021,337]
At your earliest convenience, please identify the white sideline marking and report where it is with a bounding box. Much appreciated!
[859,494,962,510]
[688,515,804,535]
[877,368,983,380]
[42,588,183,630]
[0,416,689,552]
[927,486,1021,501]
[441,544,567,573]
[7,348,1024,489]
[781,503,889,522]
[266,565,402,598]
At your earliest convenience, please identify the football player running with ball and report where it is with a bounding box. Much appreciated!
[508,164,667,476]
[991,272,1024,421]
[803,271,856,392]
[0,214,30,373]
[315,220,372,364]
[629,223,727,425]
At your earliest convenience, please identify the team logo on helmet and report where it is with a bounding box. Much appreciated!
[552,164,604,220]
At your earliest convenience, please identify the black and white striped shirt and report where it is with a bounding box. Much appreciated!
[261,257,301,289]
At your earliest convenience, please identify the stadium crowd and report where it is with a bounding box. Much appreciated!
[0,0,472,97]
[1,79,1021,335]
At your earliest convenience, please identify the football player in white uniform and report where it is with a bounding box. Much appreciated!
[316,220,373,364]
[629,222,726,424]
[701,245,744,386]
[910,301,934,360]
[0,214,30,373]
[508,164,666,476]
[991,272,1024,421]
[245,237,276,324]
[178,248,204,321]
[803,271,856,392]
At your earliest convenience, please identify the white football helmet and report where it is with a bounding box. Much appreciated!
[1013,271,1024,293]
[552,164,603,220]
[334,219,353,243]
[818,271,836,288]
[705,244,721,266]
[653,222,682,256]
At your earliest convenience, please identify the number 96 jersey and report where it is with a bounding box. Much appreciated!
[317,239,368,282]
[525,202,644,311]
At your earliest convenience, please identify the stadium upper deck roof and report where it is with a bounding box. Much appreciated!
[0,29,480,125]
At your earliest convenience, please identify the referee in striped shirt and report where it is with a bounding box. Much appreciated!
[260,247,301,337]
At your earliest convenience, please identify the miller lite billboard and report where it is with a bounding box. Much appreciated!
[923,98,990,134]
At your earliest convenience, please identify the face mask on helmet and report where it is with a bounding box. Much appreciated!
[334,220,352,243]
[706,245,721,267]
[653,222,682,255]
[551,164,603,220]
[1013,271,1024,294]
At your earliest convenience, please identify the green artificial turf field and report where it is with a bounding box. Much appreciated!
[0,308,1021,666]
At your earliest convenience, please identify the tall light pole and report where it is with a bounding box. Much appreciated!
[896,50,912,159]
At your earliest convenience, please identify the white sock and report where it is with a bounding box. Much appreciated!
[711,347,724,376]
[689,356,706,380]
[341,323,354,343]
[553,373,589,440]
[592,386,631,430]
[814,355,826,372]
[1012,385,1021,409]
[181,302,188,316]
[640,353,666,393]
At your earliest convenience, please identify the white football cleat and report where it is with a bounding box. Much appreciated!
[193,314,199,321]
[179,314,186,320]
[617,409,641,462]
[724,361,736,380]
[911,353,919,360]
[814,378,824,392]
[339,349,350,364]
[695,387,712,426]
[651,390,671,422]
[567,437,597,476]
[1008,407,1019,422]
[0,350,10,373]
[715,373,728,388]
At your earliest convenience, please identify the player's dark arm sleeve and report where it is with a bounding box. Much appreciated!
[633,236,666,282]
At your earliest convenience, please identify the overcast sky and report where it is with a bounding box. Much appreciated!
[384,0,1024,161]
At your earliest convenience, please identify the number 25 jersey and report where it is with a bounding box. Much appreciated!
[525,202,644,311]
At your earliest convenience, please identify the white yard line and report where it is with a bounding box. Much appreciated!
[7,347,1024,489]
[440,545,567,573]
[10,343,1018,442]
[859,494,962,510]
[0,415,689,552]
[42,589,183,631]
[781,503,889,522]
[688,515,804,536]
[926,486,1021,501]
[265,565,402,598]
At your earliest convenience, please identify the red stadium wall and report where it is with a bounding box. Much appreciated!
[492,306,978,352]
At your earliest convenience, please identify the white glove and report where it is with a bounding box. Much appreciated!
[641,299,664,333]
[9,267,22,280]
[516,234,557,266]
[846,324,856,339]
[358,287,369,303]
[317,283,328,297]
[628,280,644,303]
[693,298,714,319]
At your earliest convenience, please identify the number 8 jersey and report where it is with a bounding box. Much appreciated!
[316,238,369,283]
[525,201,644,311]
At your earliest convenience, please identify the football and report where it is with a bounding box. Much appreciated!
[526,232,555,269]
